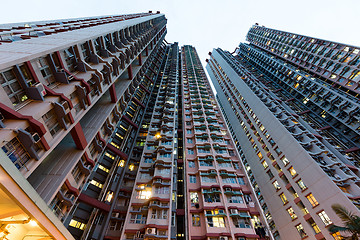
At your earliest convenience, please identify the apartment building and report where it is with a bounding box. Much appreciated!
[182,45,268,240]
[0,13,269,240]
[0,12,168,240]
[206,25,360,240]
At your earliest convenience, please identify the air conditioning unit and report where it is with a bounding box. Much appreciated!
[35,82,46,97]
[230,209,238,214]
[32,133,41,143]
[219,237,228,240]
[146,228,156,235]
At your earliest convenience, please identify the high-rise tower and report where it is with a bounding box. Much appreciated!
[0,14,268,240]
[206,25,360,240]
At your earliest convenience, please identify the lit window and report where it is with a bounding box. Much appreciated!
[190,192,199,205]
[136,190,152,199]
[257,152,263,159]
[272,181,281,190]
[279,193,288,205]
[192,214,200,226]
[280,156,289,165]
[98,165,110,173]
[295,224,307,238]
[105,191,113,202]
[90,179,103,188]
[296,179,307,190]
[308,218,321,234]
[118,160,125,167]
[288,167,297,176]
[69,219,86,230]
[262,160,269,169]
[306,193,319,207]
[287,207,297,220]
[318,211,332,226]
[207,216,225,228]
[331,231,342,240]
[105,152,115,160]
[128,164,135,171]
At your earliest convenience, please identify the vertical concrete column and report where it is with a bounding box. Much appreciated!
[70,122,87,150]
[138,54,142,66]
[127,64,133,80]
[109,83,117,103]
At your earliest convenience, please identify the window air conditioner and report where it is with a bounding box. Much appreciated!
[146,228,156,235]
[35,82,46,97]
[230,209,238,214]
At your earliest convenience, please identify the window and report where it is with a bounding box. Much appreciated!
[90,179,103,188]
[228,195,243,203]
[188,161,195,168]
[295,224,307,238]
[288,167,297,176]
[331,232,342,240]
[187,129,192,134]
[274,147,282,155]
[37,57,55,85]
[257,152,263,160]
[2,138,30,170]
[296,179,307,190]
[280,156,289,165]
[155,187,169,194]
[272,181,281,190]
[307,218,321,234]
[262,160,269,169]
[192,214,200,226]
[237,177,245,185]
[42,109,61,136]
[204,193,221,203]
[190,192,199,205]
[201,176,217,183]
[105,191,113,202]
[189,175,197,183]
[267,170,274,179]
[188,149,194,155]
[118,159,125,167]
[187,138,193,143]
[151,209,168,219]
[69,219,86,230]
[306,193,319,207]
[318,211,332,226]
[186,121,191,126]
[0,68,29,106]
[287,207,297,220]
[130,214,146,224]
[279,193,288,204]
[207,216,225,228]
[136,190,152,199]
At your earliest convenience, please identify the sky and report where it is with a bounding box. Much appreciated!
[1,0,360,68]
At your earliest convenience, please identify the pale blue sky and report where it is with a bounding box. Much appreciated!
[1,0,359,66]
